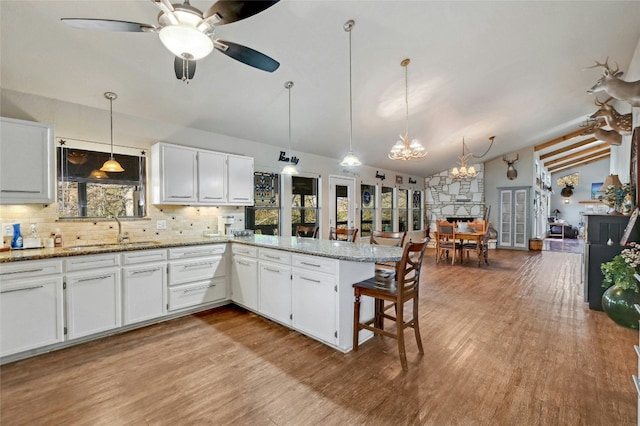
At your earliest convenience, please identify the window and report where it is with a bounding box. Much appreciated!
[398,189,409,232]
[291,176,319,236]
[381,186,394,232]
[57,146,146,218]
[412,190,423,231]
[360,184,376,237]
[246,172,280,235]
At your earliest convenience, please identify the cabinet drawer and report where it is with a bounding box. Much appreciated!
[65,254,120,272]
[169,244,226,259]
[168,278,226,311]
[259,248,291,264]
[232,244,257,257]
[0,259,62,280]
[169,256,225,285]
[292,254,337,275]
[123,249,167,265]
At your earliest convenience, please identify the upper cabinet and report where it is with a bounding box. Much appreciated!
[0,117,55,204]
[151,142,254,206]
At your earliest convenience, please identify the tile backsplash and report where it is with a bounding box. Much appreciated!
[0,203,245,247]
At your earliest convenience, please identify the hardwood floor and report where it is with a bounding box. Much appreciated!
[1,249,637,425]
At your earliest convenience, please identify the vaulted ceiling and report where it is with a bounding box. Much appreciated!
[1,1,639,177]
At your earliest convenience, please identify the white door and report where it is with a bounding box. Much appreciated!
[329,176,356,235]
[499,189,512,247]
[227,155,254,205]
[197,151,226,204]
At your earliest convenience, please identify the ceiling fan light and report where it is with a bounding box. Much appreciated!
[340,151,362,167]
[100,158,125,172]
[281,163,299,175]
[159,25,213,60]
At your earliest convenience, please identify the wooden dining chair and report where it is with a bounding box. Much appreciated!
[329,227,358,242]
[352,240,428,370]
[295,225,319,238]
[435,220,460,264]
[467,219,486,233]
[461,223,491,266]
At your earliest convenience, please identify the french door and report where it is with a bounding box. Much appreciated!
[498,187,530,250]
[329,176,356,234]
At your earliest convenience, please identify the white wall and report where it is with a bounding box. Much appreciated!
[550,159,610,227]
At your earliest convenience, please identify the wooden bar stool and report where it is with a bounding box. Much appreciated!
[352,240,428,370]
[295,225,319,238]
[329,227,358,242]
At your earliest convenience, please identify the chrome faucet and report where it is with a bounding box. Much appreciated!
[111,215,129,244]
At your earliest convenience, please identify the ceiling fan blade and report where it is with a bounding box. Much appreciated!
[203,1,279,25]
[61,18,155,32]
[215,40,279,72]
[174,57,196,81]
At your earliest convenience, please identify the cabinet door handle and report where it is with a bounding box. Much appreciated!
[264,267,283,273]
[0,268,45,276]
[181,262,213,269]
[168,195,192,199]
[1,189,41,194]
[237,261,251,266]
[264,254,282,260]
[231,197,250,200]
[202,196,223,200]
[182,283,216,293]
[129,267,162,276]
[1,285,44,294]
[300,262,321,268]
[300,276,321,283]
[76,275,111,282]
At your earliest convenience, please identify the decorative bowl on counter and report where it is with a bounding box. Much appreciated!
[231,229,254,237]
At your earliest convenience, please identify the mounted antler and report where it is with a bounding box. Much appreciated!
[580,117,622,146]
[585,57,640,107]
[589,97,632,135]
[503,155,518,180]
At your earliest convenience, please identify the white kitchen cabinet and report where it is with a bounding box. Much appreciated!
[151,143,197,204]
[65,255,121,340]
[0,259,64,357]
[258,248,292,326]
[197,150,226,203]
[227,154,254,205]
[231,244,258,311]
[291,265,337,345]
[0,117,55,204]
[167,245,227,311]
[151,142,253,206]
[122,250,167,325]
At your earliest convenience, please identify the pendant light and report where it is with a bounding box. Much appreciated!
[100,91,125,173]
[281,81,299,175]
[388,58,427,160]
[339,19,361,167]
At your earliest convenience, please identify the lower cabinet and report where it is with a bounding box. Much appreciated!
[258,258,292,326]
[291,269,336,345]
[231,245,258,311]
[168,245,227,311]
[0,259,64,357]
[122,250,167,325]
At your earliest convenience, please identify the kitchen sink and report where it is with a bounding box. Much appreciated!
[64,241,161,252]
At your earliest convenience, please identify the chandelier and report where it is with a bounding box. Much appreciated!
[389,58,426,161]
[450,136,495,180]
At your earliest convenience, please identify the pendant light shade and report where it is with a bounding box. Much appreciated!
[388,58,426,160]
[339,19,361,167]
[281,81,299,175]
[100,91,125,173]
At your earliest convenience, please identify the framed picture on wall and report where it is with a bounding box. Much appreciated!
[591,182,604,200]
[631,126,640,207]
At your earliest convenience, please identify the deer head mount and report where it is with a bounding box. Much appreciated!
[580,116,622,146]
[590,97,632,135]
[585,57,640,107]
[503,154,518,180]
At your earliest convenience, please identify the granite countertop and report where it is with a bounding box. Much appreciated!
[0,235,404,264]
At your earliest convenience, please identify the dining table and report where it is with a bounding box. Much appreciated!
[454,229,487,266]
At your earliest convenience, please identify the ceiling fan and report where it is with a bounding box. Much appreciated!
[61,0,280,82]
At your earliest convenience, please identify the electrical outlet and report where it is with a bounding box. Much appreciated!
[4,225,13,237]
[156,220,167,230]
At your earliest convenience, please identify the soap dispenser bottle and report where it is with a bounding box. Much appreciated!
[11,223,23,249]
[54,228,63,248]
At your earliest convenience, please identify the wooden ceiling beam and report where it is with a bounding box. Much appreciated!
[539,137,598,160]
[548,152,610,173]
[534,128,589,152]
[543,144,610,167]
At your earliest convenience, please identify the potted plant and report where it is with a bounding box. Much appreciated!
[601,242,640,329]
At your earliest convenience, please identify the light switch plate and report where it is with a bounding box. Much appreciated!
[156,220,166,230]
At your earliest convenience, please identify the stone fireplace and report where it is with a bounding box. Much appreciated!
[425,164,486,234]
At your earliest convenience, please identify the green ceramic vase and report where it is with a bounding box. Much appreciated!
[601,285,640,329]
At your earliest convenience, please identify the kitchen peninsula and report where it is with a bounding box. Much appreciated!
[0,235,404,363]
